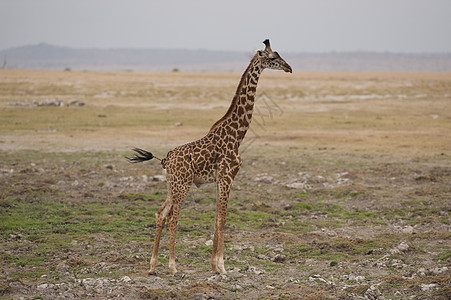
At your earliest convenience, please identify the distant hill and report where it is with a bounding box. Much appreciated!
[1,43,450,72]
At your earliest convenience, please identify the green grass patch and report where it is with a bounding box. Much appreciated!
[1,252,48,267]
[437,251,451,261]
[0,194,161,240]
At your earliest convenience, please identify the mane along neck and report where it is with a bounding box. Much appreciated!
[209,54,262,144]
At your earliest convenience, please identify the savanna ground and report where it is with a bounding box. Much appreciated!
[0,69,450,299]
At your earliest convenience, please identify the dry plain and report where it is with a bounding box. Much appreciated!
[0,69,450,299]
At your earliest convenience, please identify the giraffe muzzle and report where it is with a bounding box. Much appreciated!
[284,64,293,73]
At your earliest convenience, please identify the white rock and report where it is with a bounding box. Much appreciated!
[348,274,365,282]
[205,239,213,246]
[417,267,427,276]
[56,262,70,272]
[309,274,334,285]
[247,265,265,275]
[37,283,48,291]
[419,283,438,292]
[431,266,448,275]
[390,242,410,254]
[364,283,385,300]
[254,174,275,184]
[401,226,414,234]
[120,276,132,283]
[286,182,311,189]
[266,285,275,290]
[287,277,300,283]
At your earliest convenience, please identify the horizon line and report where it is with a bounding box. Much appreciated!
[2,42,451,55]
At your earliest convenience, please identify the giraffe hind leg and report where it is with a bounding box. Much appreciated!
[167,183,191,275]
[149,191,172,274]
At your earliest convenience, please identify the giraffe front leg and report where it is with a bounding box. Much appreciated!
[210,213,220,273]
[211,178,233,275]
[211,156,241,274]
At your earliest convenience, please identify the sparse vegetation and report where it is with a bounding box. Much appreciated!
[0,70,450,298]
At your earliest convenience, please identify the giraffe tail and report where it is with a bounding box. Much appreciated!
[126,148,157,163]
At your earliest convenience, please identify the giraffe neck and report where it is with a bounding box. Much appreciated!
[210,54,262,145]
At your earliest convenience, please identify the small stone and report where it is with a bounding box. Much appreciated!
[272,254,286,263]
[254,174,275,184]
[266,285,275,290]
[287,277,300,283]
[401,226,414,234]
[120,276,133,283]
[56,262,70,272]
[207,275,219,282]
[431,266,448,275]
[272,246,284,253]
[247,265,265,275]
[9,233,24,240]
[151,175,166,182]
[417,267,427,276]
[286,182,311,189]
[37,283,49,291]
[348,274,365,282]
[419,283,438,292]
[69,100,85,107]
[364,284,384,299]
[173,271,186,279]
[205,239,213,246]
[390,242,410,254]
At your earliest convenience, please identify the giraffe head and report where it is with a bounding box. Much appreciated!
[257,39,292,73]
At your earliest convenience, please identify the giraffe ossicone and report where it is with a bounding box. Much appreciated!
[127,39,292,276]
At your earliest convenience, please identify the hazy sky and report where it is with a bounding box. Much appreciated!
[1,0,451,53]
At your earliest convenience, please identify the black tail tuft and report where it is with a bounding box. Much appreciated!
[125,148,155,163]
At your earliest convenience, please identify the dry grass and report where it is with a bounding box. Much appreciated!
[1,69,450,154]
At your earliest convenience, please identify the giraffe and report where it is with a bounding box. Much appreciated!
[127,39,292,276]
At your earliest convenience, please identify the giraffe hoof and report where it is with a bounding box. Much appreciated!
[148,271,157,276]
[173,271,186,279]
